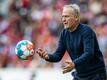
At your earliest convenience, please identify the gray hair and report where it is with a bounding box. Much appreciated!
[64,4,80,19]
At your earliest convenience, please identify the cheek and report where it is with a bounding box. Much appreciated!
[68,19,73,24]
[70,19,75,24]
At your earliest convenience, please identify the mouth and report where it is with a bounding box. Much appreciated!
[64,22,67,25]
[64,22,67,24]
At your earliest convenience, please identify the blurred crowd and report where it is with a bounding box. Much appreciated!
[0,0,107,71]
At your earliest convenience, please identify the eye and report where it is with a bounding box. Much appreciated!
[65,15,69,18]
[62,15,69,18]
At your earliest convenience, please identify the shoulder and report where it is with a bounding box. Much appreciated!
[79,23,95,34]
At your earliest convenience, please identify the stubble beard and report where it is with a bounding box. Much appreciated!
[64,26,69,29]
[66,22,79,32]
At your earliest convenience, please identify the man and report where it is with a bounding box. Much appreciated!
[36,4,106,80]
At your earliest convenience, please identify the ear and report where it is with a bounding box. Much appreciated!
[75,16,79,21]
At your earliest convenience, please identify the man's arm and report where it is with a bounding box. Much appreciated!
[73,28,95,68]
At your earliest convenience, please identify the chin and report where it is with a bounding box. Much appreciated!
[64,26,69,29]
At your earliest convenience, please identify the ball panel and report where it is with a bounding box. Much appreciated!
[26,44,34,50]
[16,43,22,49]
[20,55,27,60]
[21,40,29,45]
[21,45,27,51]
[29,49,34,56]
[23,49,30,56]
[17,49,23,56]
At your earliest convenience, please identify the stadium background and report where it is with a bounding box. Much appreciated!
[0,0,107,80]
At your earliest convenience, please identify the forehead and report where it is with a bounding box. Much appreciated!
[62,7,73,15]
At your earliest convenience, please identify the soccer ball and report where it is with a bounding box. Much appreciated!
[15,40,35,60]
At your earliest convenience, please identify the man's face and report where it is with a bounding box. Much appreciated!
[62,7,76,29]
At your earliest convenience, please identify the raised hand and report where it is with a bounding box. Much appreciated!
[36,48,49,60]
[62,61,75,74]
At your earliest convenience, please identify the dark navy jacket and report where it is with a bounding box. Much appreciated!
[46,23,106,77]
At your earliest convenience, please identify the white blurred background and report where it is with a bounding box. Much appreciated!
[0,0,107,80]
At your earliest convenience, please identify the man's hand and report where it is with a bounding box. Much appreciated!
[62,61,75,74]
[36,48,49,60]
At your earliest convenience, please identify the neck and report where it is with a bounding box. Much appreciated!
[69,22,79,32]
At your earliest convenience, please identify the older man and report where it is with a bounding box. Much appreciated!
[36,4,106,80]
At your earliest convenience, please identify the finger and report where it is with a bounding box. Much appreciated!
[35,50,39,54]
[36,50,43,57]
[36,50,41,56]
[62,66,74,74]
[36,49,43,54]
[40,50,46,56]
[42,52,49,58]
[63,66,73,74]
[62,62,70,68]
[62,66,69,70]
[38,48,43,51]
[65,61,71,64]
[45,55,49,59]
[36,49,49,59]
[35,49,40,53]
[43,54,49,59]
[38,51,48,59]
[36,48,42,52]
[42,52,47,57]
[63,68,70,74]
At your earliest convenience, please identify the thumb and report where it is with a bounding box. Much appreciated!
[44,54,49,59]
[65,61,71,64]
